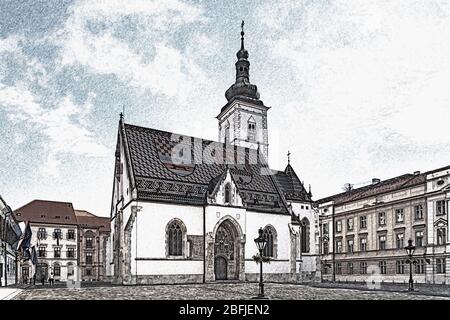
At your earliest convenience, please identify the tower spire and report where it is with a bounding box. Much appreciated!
[241,20,245,50]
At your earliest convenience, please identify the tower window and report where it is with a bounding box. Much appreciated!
[225,123,230,145]
[224,183,231,204]
[247,118,256,142]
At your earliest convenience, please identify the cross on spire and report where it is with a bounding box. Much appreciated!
[287,150,291,165]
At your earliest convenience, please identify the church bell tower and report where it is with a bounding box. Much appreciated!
[217,21,270,162]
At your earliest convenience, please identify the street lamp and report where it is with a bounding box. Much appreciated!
[253,228,268,299]
[404,239,415,292]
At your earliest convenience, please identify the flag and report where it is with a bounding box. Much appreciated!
[31,246,37,265]
[5,217,22,249]
[20,221,32,251]
[22,248,31,261]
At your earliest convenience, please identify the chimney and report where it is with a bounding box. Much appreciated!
[372,178,381,184]
[414,171,420,175]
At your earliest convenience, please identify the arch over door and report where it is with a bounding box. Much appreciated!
[214,256,228,280]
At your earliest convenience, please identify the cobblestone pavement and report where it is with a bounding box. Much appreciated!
[12,282,450,300]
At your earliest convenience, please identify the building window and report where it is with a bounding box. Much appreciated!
[378,235,387,250]
[437,228,446,246]
[37,228,47,240]
[379,261,387,274]
[247,118,256,142]
[322,223,329,235]
[86,252,93,265]
[263,226,276,257]
[378,212,386,226]
[336,240,343,253]
[347,262,354,275]
[414,204,424,220]
[85,236,94,249]
[436,200,447,216]
[38,247,46,258]
[224,183,231,204]
[415,259,425,274]
[360,262,367,274]
[167,220,185,256]
[301,218,310,253]
[67,229,75,240]
[67,247,75,258]
[86,269,92,276]
[347,239,354,253]
[415,230,424,247]
[53,263,61,277]
[347,218,354,231]
[360,237,367,252]
[394,233,404,249]
[53,228,62,240]
[396,260,405,274]
[54,247,61,258]
[323,242,329,254]
[335,220,342,233]
[395,209,404,223]
[336,262,342,274]
[67,263,74,276]
[359,216,367,229]
[436,258,446,274]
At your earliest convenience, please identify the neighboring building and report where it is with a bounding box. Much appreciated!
[0,195,21,286]
[14,200,111,283]
[317,165,450,284]
[75,210,111,282]
[109,26,319,284]
[14,200,79,283]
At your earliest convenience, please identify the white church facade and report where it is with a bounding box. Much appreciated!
[108,26,320,285]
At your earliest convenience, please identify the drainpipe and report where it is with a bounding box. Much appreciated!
[203,191,207,283]
[331,205,336,282]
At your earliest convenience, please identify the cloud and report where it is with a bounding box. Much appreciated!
[52,0,209,103]
[0,84,108,177]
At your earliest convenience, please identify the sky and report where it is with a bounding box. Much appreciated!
[1,0,450,217]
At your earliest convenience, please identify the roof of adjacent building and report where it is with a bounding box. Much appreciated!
[120,122,310,214]
[75,210,111,233]
[14,200,78,225]
[315,165,450,206]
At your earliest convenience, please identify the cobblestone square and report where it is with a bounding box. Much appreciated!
[12,282,450,300]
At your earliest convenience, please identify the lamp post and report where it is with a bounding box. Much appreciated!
[404,239,415,292]
[253,228,268,299]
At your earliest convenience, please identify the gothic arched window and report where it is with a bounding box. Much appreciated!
[167,219,186,256]
[301,218,310,253]
[224,183,231,204]
[262,225,277,258]
[247,117,256,142]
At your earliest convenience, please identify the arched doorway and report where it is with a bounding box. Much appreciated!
[213,219,241,280]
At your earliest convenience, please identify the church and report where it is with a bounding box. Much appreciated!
[108,25,320,285]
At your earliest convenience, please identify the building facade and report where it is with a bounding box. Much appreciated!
[108,27,319,285]
[75,210,111,282]
[14,200,111,283]
[0,195,20,286]
[317,166,450,285]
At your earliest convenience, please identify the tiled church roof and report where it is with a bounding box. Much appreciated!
[274,164,313,202]
[122,123,292,214]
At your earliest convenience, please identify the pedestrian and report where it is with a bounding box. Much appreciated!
[49,272,54,286]
[33,273,36,286]
[41,275,45,286]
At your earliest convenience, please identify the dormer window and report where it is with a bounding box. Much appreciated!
[247,117,256,142]
[224,183,231,204]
